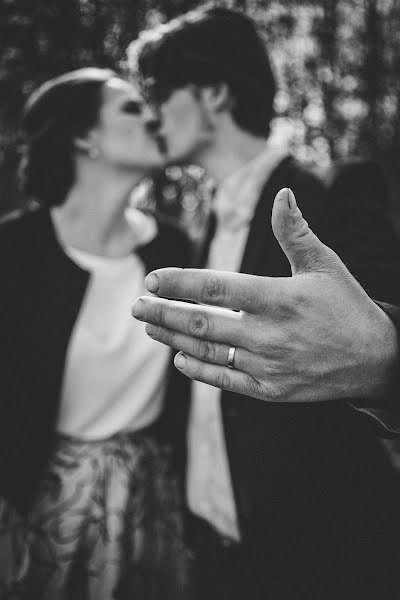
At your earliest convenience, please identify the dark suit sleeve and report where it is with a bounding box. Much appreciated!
[295,160,400,433]
[346,301,400,437]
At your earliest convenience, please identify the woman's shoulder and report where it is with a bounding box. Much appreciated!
[0,203,53,268]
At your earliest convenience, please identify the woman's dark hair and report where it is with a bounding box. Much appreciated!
[20,67,115,207]
[128,5,276,138]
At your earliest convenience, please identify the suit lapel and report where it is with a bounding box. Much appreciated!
[197,157,292,274]
[240,156,293,275]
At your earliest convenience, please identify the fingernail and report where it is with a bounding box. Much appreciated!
[146,324,158,338]
[132,298,144,319]
[145,273,159,294]
[174,352,187,369]
[287,188,297,212]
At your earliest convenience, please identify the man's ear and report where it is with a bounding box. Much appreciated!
[201,83,232,113]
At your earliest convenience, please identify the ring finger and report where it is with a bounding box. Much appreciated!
[146,323,254,373]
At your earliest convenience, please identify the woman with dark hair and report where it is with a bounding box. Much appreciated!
[0,68,191,599]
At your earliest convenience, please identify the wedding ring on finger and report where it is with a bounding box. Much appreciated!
[227,346,236,369]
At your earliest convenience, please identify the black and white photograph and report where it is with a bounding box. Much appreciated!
[1,1,400,598]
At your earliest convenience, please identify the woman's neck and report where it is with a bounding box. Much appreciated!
[51,169,144,258]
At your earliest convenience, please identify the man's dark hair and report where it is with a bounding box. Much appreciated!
[128,5,276,138]
[20,67,115,207]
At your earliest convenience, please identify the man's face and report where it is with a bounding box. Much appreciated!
[144,85,215,166]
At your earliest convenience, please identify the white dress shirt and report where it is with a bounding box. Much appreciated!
[187,140,291,540]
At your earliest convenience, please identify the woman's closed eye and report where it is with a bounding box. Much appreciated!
[122,99,143,115]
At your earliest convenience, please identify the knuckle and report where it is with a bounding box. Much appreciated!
[292,289,312,311]
[200,273,226,304]
[215,370,231,390]
[188,310,210,337]
[257,331,292,361]
[153,301,166,327]
[159,328,174,345]
[267,339,288,360]
[272,296,297,321]
[250,337,268,356]
[241,284,265,313]
[197,339,216,362]
[191,361,206,382]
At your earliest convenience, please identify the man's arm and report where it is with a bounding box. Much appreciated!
[132,188,399,408]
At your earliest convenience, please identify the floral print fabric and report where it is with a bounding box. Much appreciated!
[0,428,191,600]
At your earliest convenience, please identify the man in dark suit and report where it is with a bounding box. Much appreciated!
[129,6,400,599]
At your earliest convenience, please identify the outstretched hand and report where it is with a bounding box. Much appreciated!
[132,188,397,403]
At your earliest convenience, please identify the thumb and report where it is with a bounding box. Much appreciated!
[271,188,337,275]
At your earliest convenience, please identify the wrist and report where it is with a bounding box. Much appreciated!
[357,305,399,406]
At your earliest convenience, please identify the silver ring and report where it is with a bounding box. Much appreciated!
[227,346,236,369]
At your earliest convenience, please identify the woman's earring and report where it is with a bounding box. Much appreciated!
[89,147,99,160]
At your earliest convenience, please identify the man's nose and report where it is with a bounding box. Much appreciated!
[141,104,161,134]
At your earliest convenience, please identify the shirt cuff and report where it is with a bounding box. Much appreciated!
[347,404,400,438]
[347,301,400,438]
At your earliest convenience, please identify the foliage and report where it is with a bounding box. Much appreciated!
[0,0,399,226]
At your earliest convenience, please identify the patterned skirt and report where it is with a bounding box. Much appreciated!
[22,427,192,600]
[0,500,29,600]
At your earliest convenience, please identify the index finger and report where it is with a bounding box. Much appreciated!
[145,268,283,314]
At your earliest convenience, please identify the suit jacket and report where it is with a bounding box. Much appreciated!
[325,157,400,302]
[0,205,191,513]
[164,157,400,599]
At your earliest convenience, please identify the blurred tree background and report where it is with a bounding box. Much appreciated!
[1,0,400,233]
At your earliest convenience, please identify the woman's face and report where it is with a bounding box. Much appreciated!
[91,77,164,172]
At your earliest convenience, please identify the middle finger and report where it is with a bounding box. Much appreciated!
[132,296,246,347]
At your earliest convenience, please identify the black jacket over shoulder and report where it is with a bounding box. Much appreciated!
[0,205,191,514]
[164,157,400,599]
